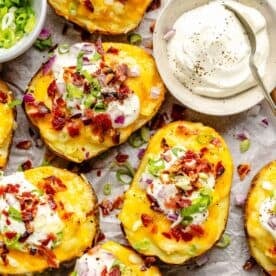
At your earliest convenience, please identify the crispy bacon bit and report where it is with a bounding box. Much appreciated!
[112,130,120,144]
[4,232,17,240]
[52,106,66,131]
[16,140,32,150]
[118,84,131,100]
[116,64,128,82]
[99,199,113,216]
[200,147,208,157]
[37,246,58,268]
[101,266,108,276]
[93,113,113,133]
[107,47,119,55]
[161,138,169,151]
[71,72,85,87]
[237,163,251,181]
[21,160,32,171]
[215,161,225,178]
[83,0,94,12]
[0,91,8,104]
[47,80,58,98]
[99,195,124,216]
[41,233,56,247]
[0,184,19,195]
[115,153,129,163]
[165,197,192,209]
[163,225,204,242]
[42,176,66,196]
[243,257,256,271]
[147,0,161,12]
[141,214,153,227]
[27,102,50,118]
[95,38,104,55]
[97,170,101,177]
[211,137,222,147]
[67,120,81,137]
[171,104,186,121]
[108,266,121,276]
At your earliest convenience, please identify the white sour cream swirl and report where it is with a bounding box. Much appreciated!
[167,0,269,98]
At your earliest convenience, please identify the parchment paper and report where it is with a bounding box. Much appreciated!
[1,1,276,275]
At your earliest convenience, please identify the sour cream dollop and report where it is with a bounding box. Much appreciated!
[167,0,269,98]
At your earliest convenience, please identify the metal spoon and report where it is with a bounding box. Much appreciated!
[224,3,276,115]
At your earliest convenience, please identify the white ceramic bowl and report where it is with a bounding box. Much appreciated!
[153,0,276,116]
[0,0,47,63]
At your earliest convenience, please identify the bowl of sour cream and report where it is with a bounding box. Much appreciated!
[0,0,47,63]
[153,0,276,115]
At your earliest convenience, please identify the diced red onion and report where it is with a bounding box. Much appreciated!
[150,87,161,99]
[268,216,276,230]
[260,117,269,128]
[163,29,176,41]
[138,148,146,160]
[23,93,35,103]
[38,28,51,40]
[235,194,246,207]
[42,55,56,75]
[167,213,178,221]
[146,179,153,185]
[83,56,91,65]
[127,66,140,77]
[195,255,209,267]
[114,115,125,125]
[236,130,250,141]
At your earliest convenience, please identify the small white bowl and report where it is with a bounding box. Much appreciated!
[0,0,47,63]
[153,0,276,116]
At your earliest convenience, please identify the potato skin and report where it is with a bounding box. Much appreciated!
[24,43,165,163]
[48,0,153,35]
[0,166,99,275]
[0,80,15,169]
[72,240,161,275]
[245,160,276,275]
[119,121,233,264]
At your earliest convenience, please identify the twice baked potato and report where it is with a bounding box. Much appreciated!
[24,42,165,163]
[0,80,15,169]
[71,240,161,275]
[119,121,233,264]
[48,0,153,35]
[245,160,276,274]
[0,166,98,274]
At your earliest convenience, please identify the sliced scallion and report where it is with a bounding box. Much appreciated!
[240,139,250,153]
[216,233,231,248]
[103,183,112,195]
[128,33,142,45]
[58,43,70,54]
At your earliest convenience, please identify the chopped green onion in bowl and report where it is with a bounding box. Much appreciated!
[0,0,36,49]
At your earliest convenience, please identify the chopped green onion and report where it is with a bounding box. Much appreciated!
[116,169,133,185]
[141,126,150,142]
[94,100,106,112]
[41,158,51,166]
[240,139,250,153]
[216,233,231,248]
[66,83,83,99]
[188,244,197,256]
[91,52,102,61]
[31,189,43,197]
[84,94,96,108]
[58,43,70,54]
[148,157,165,176]
[8,98,22,108]
[71,272,78,276]
[34,37,52,51]
[8,206,22,221]
[81,70,94,83]
[133,239,150,251]
[128,33,142,45]
[103,183,112,195]
[52,231,63,249]
[128,132,144,148]
[76,51,84,72]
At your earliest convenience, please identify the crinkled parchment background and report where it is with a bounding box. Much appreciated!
[1,1,276,275]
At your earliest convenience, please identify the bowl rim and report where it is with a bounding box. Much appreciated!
[153,0,276,116]
[0,0,47,64]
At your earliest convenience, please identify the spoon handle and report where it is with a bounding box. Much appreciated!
[250,62,276,116]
